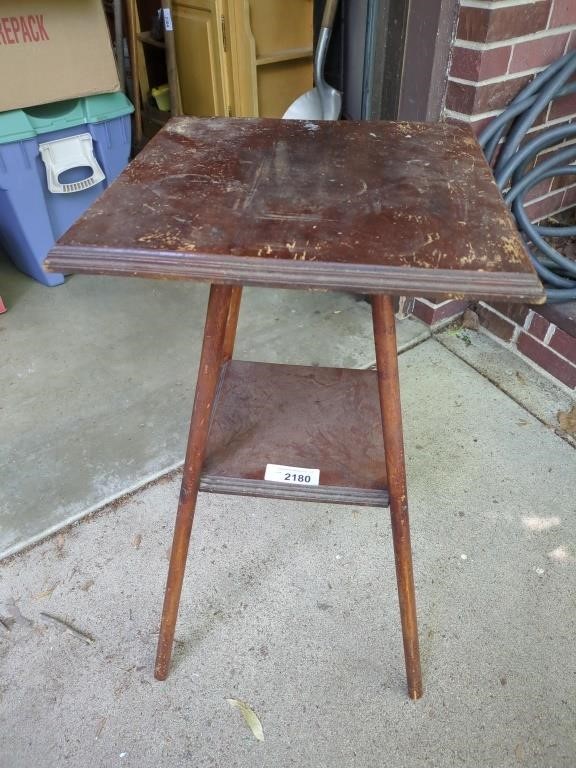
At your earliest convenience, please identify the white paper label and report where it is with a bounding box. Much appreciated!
[264,464,320,486]
[163,8,173,31]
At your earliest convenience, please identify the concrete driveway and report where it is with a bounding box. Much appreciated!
[1,336,575,768]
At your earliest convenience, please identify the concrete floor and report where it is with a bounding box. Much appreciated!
[437,324,575,442]
[0,254,430,558]
[1,337,575,768]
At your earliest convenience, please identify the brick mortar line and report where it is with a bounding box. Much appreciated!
[546,0,554,29]
[483,329,576,396]
[477,300,527,325]
[415,298,457,309]
[526,195,574,215]
[445,322,576,390]
[479,305,569,363]
[506,44,513,75]
[525,308,535,330]
[544,323,557,344]
[444,107,501,121]
[414,298,438,308]
[527,188,567,203]
[454,26,576,51]
[538,136,576,154]
[525,181,576,206]
[517,330,576,370]
[488,307,552,349]
[443,107,576,125]
[528,118,576,134]
[531,198,576,220]
[449,67,547,87]
[445,118,576,138]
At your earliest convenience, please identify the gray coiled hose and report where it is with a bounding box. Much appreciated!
[478,51,576,302]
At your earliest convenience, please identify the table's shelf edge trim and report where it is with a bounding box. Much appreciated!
[199,475,390,507]
[45,246,545,300]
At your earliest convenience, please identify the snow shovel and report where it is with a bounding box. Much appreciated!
[283,0,342,121]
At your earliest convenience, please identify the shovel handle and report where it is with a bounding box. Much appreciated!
[321,0,339,30]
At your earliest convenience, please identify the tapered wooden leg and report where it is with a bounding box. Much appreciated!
[372,294,423,700]
[155,283,235,680]
[222,287,242,362]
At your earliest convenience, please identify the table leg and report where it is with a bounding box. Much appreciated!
[155,283,236,680]
[372,294,423,700]
[222,287,243,362]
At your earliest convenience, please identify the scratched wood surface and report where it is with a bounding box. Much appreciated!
[46,117,544,301]
[199,360,389,507]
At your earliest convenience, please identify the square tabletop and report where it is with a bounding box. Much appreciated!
[46,117,544,302]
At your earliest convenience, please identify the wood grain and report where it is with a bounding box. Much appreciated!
[373,294,422,700]
[154,283,233,680]
[201,359,389,503]
[46,117,544,302]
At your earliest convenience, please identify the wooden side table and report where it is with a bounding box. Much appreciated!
[46,117,543,700]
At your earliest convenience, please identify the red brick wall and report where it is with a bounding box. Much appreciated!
[475,301,576,389]
[444,0,576,222]
[412,2,576,392]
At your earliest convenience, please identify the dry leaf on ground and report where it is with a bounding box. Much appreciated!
[95,717,107,739]
[557,404,576,435]
[32,582,59,600]
[226,698,264,742]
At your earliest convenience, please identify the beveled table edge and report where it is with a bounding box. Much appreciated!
[199,476,390,507]
[46,246,546,302]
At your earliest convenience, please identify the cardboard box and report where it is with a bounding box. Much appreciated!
[0,0,120,112]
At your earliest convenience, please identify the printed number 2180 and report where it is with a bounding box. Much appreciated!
[264,464,320,486]
[284,472,311,483]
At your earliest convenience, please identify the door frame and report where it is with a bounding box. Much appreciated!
[364,0,459,121]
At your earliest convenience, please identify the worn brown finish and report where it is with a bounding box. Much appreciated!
[46,117,544,302]
[46,115,547,697]
[372,294,422,700]
[200,360,389,506]
[154,283,233,680]
[200,475,388,506]
[222,287,242,362]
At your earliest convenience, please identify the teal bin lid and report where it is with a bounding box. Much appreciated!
[0,110,37,143]
[0,92,134,144]
[82,93,135,124]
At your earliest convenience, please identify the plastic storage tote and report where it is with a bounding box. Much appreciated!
[0,93,133,286]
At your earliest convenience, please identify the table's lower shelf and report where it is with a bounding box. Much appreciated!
[200,360,389,507]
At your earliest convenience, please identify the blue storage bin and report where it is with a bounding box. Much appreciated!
[0,93,133,286]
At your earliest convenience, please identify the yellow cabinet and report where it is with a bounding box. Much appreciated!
[172,0,313,118]
[172,0,230,117]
